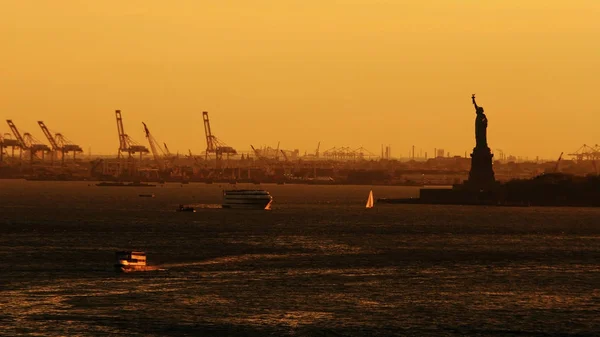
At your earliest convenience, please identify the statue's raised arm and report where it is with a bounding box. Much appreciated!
[472,94,479,111]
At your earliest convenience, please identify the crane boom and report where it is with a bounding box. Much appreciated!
[202,110,237,160]
[164,143,172,156]
[203,111,215,154]
[37,121,60,150]
[250,145,264,160]
[142,122,165,171]
[6,120,27,148]
[280,149,289,161]
[554,152,564,173]
[316,141,321,158]
[115,110,149,158]
[115,110,128,152]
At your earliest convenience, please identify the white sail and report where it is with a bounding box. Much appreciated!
[366,190,374,208]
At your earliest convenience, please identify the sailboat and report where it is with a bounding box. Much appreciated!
[366,190,374,208]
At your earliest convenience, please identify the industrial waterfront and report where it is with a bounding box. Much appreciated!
[1,110,599,185]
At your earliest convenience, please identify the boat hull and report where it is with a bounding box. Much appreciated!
[222,190,273,210]
[114,264,150,273]
[222,200,272,209]
[176,208,196,212]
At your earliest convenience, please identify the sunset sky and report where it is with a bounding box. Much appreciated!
[1,1,599,159]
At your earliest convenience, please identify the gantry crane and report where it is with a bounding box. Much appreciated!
[568,144,600,162]
[115,110,149,159]
[0,131,22,163]
[6,120,50,164]
[142,122,167,172]
[302,142,321,159]
[55,133,84,160]
[38,121,83,165]
[22,133,51,161]
[6,120,26,149]
[202,111,237,167]
[38,121,60,151]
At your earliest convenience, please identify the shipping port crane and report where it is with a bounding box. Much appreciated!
[316,141,320,158]
[163,143,172,157]
[250,144,276,175]
[0,131,22,163]
[202,111,237,166]
[38,121,83,165]
[568,144,600,162]
[188,149,202,166]
[6,120,26,149]
[250,145,267,161]
[280,149,288,161]
[553,152,564,173]
[115,110,149,159]
[142,122,167,172]
[302,141,321,159]
[23,133,51,160]
[6,120,50,163]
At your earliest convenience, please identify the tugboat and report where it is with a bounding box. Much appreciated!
[114,251,147,272]
[222,189,273,210]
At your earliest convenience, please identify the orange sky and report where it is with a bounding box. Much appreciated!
[1,1,599,159]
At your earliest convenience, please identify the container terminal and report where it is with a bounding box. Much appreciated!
[1,111,598,185]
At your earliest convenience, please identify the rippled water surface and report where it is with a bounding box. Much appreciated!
[1,180,599,336]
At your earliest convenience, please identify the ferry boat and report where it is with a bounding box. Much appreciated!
[114,251,147,272]
[222,189,273,210]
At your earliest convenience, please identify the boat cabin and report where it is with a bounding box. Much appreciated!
[115,251,146,265]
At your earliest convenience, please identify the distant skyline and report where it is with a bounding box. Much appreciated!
[2,1,599,159]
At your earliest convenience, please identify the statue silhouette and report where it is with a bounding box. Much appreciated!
[472,94,488,149]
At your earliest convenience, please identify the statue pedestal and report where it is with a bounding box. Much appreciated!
[466,146,495,190]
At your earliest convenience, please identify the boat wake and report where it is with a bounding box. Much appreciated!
[182,203,222,209]
[157,253,304,269]
[119,266,164,272]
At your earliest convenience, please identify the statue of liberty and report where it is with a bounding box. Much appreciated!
[471,94,488,149]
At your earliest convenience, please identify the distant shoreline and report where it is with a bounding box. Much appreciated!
[0,177,454,188]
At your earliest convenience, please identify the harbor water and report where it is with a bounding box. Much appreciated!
[0,180,599,336]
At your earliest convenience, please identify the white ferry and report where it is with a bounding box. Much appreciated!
[114,251,147,272]
[222,189,273,210]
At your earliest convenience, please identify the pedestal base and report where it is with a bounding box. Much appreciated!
[467,146,495,190]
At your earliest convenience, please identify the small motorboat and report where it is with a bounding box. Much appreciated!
[97,182,156,187]
[139,194,155,198]
[176,204,196,212]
